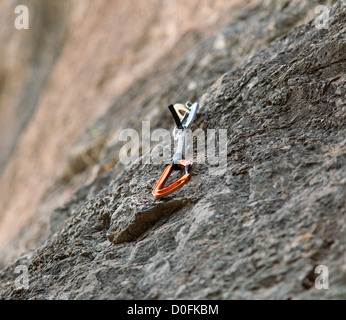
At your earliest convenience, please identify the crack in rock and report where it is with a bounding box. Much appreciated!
[106,199,194,244]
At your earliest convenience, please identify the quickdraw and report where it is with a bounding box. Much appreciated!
[152,101,198,199]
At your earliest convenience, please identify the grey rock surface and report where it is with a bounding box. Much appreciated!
[0,0,345,299]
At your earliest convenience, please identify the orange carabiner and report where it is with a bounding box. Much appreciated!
[152,160,192,199]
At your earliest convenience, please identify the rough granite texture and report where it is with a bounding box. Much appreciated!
[0,0,345,299]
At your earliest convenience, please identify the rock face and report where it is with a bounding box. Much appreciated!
[0,0,244,266]
[0,0,345,299]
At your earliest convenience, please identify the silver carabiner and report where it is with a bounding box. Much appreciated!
[171,101,198,167]
[183,101,198,129]
[173,101,199,140]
